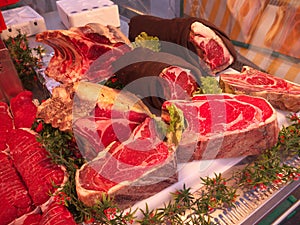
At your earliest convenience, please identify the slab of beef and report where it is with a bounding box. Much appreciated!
[10,91,37,129]
[0,102,13,150]
[162,94,279,161]
[7,129,65,206]
[38,201,77,225]
[0,152,33,225]
[128,15,236,74]
[219,66,300,112]
[75,117,177,209]
[114,49,200,113]
[36,23,131,84]
[21,213,42,225]
[74,116,140,160]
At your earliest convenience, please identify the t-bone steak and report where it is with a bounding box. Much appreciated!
[75,117,177,209]
[162,94,279,161]
[7,129,66,206]
[219,66,300,112]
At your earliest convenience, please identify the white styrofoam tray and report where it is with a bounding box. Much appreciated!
[56,0,120,29]
[1,6,47,39]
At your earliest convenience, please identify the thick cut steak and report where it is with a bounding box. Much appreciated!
[10,91,37,129]
[7,129,65,206]
[219,66,300,112]
[36,23,130,84]
[162,94,279,161]
[38,201,77,225]
[0,152,33,225]
[0,102,13,150]
[76,117,177,209]
[74,116,140,160]
[189,22,234,73]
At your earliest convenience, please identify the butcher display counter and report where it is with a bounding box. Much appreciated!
[1,1,300,224]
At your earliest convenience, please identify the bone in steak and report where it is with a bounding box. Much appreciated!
[76,117,177,209]
[0,102,13,150]
[10,91,37,129]
[219,66,300,112]
[74,116,141,160]
[162,94,279,161]
[128,15,236,74]
[7,129,65,206]
[0,152,33,225]
[36,23,131,84]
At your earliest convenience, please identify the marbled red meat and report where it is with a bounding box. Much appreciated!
[162,94,279,161]
[74,116,140,160]
[39,202,77,225]
[0,152,33,225]
[10,91,37,129]
[22,213,42,225]
[36,23,131,84]
[76,117,177,208]
[0,102,13,150]
[7,129,65,206]
[159,66,199,101]
[219,66,300,112]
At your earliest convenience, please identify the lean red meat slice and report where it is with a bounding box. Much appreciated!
[0,102,13,150]
[38,201,77,225]
[0,152,33,225]
[162,94,279,161]
[75,117,177,209]
[189,22,234,73]
[219,66,300,112]
[10,91,37,129]
[7,129,65,206]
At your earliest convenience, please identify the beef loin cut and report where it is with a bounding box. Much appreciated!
[10,91,37,129]
[36,23,131,84]
[7,129,65,206]
[162,94,279,161]
[75,117,177,209]
[0,102,13,150]
[0,152,33,225]
[219,66,300,112]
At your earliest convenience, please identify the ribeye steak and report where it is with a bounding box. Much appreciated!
[75,117,177,209]
[219,66,300,112]
[162,94,279,161]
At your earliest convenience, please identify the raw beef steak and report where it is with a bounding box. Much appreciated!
[76,117,177,209]
[219,66,300,112]
[0,152,33,225]
[0,102,13,150]
[22,213,42,225]
[74,116,140,160]
[7,129,65,206]
[39,201,77,225]
[36,23,131,84]
[128,15,236,74]
[162,94,279,161]
[10,91,37,129]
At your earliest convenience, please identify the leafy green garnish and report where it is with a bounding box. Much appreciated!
[165,104,186,146]
[196,76,223,94]
[132,32,161,52]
